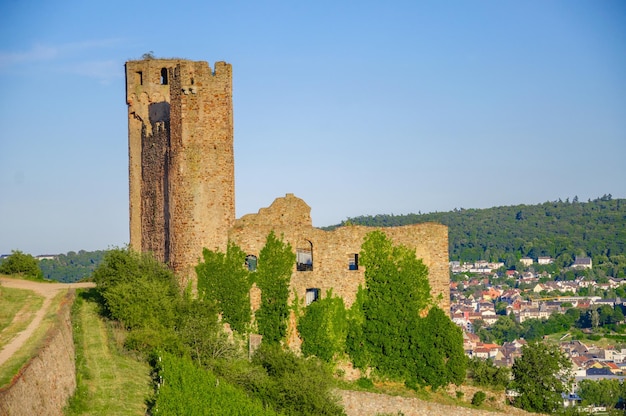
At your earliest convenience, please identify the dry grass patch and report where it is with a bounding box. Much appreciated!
[0,291,63,387]
[0,285,44,345]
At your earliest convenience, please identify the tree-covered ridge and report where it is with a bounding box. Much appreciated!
[326,195,626,267]
[39,250,107,282]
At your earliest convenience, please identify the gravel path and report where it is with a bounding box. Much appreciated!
[0,277,95,367]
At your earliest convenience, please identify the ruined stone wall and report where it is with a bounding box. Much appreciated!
[229,193,449,311]
[126,59,235,284]
[0,292,76,416]
[126,59,178,260]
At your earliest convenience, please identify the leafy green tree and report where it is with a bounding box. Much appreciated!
[255,231,295,344]
[467,357,511,389]
[359,230,432,378]
[511,341,572,413]
[577,379,621,411]
[345,286,370,369]
[409,306,467,388]
[176,298,236,366]
[196,241,252,333]
[297,290,348,362]
[489,315,522,343]
[92,248,181,330]
[0,250,43,279]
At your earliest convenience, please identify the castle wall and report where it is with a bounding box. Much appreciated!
[126,59,235,283]
[229,193,449,311]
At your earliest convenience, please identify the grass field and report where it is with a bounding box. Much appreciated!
[64,291,152,416]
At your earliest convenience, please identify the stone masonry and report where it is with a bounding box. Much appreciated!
[125,57,449,311]
[230,193,449,311]
[126,59,235,286]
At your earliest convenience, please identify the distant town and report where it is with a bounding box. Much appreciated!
[451,255,626,408]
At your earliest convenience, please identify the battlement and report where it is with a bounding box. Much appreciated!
[126,58,234,284]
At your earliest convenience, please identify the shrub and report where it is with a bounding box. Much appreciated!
[196,242,252,333]
[472,391,486,406]
[356,377,374,389]
[255,232,295,344]
[92,248,181,330]
[0,250,43,279]
[250,344,345,415]
[298,289,348,362]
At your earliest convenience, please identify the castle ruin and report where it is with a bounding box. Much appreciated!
[125,58,449,311]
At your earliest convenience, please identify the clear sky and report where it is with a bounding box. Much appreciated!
[0,1,624,255]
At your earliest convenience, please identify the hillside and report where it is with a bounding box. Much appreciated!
[325,195,626,276]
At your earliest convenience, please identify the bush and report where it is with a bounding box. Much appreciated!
[356,377,374,389]
[196,242,252,333]
[298,290,347,362]
[0,250,43,279]
[472,391,486,406]
[250,344,345,415]
[92,248,181,330]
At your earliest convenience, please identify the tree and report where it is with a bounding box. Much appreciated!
[358,230,432,377]
[196,242,252,333]
[0,250,43,279]
[92,248,181,334]
[255,231,295,344]
[511,341,572,413]
[577,379,621,410]
[467,357,510,389]
[297,290,348,362]
[409,306,467,388]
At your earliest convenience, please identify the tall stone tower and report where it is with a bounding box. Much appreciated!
[125,58,235,285]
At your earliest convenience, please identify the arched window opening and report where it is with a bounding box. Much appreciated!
[160,68,168,85]
[246,254,257,272]
[306,288,320,305]
[296,239,313,271]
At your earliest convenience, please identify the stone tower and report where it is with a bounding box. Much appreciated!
[125,59,235,284]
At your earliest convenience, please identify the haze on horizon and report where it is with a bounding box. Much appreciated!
[0,1,624,256]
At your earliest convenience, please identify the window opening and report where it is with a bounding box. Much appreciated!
[246,255,257,272]
[136,71,143,85]
[160,68,168,85]
[306,288,320,305]
[296,239,313,271]
[348,253,359,270]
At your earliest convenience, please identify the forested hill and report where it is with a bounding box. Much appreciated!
[324,195,626,273]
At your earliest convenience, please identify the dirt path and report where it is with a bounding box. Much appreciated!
[0,277,95,367]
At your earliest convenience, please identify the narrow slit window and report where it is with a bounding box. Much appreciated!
[306,288,320,305]
[348,253,359,270]
[137,71,143,85]
[160,68,168,85]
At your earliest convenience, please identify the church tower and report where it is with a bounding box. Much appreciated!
[125,58,235,285]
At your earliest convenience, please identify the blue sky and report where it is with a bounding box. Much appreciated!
[0,1,624,255]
